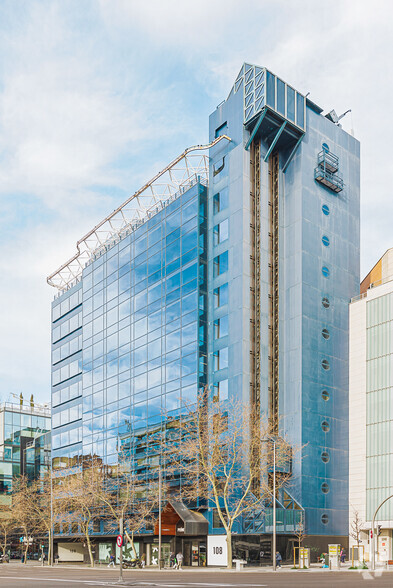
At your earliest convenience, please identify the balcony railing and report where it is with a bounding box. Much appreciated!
[317,149,339,173]
[314,166,343,193]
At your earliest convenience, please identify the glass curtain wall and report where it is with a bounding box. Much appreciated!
[366,293,393,519]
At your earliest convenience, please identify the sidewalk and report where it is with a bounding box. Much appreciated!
[3,561,390,573]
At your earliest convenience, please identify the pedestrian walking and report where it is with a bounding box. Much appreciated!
[275,551,282,568]
[340,549,345,563]
[176,551,183,570]
[108,553,115,568]
[141,553,146,568]
[170,552,175,568]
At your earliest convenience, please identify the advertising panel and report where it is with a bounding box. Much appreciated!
[207,535,227,566]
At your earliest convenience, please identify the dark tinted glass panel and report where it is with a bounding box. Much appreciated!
[277,79,285,115]
[266,71,275,108]
[296,93,304,128]
[287,86,295,121]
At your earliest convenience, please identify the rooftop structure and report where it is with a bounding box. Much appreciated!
[47,137,230,292]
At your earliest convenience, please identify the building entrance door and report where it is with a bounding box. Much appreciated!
[182,539,206,566]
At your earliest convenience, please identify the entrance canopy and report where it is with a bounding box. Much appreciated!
[154,500,208,536]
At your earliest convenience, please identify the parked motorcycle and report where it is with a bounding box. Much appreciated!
[123,558,142,568]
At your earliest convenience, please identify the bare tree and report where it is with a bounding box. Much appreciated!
[93,464,158,558]
[55,463,104,567]
[294,519,306,550]
[0,505,15,558]
[350,508,364,547]
[11,476,42,563]
[29,471,55,565]
[165,390,295,568]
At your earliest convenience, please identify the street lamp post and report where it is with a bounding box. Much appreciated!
[371,494,393,570]
[158,465,162,569]
[272,438,276,572]
[50,459,53,566]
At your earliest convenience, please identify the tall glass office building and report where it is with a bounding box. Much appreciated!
[49,64,360,564]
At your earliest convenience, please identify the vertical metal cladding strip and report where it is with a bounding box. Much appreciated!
[249,140,261,414]
[269,152,280,433]
[250,140,261,495]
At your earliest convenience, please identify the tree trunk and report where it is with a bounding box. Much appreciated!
[48,528,51,566]
[125,530,137,558]
[86,534,94,567]
[226,530,232,569]
[24,541,29,564]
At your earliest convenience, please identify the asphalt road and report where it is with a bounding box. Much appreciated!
[0,565,392,588]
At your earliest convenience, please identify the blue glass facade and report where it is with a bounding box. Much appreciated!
[52,181,207,474]
[50,63,360,557]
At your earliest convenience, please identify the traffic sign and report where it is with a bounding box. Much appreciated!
[116,535,123,548]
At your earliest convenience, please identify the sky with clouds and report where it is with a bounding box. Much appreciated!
[0,0,392,404]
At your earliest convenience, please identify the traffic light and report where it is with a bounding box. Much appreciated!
[378,525,382,536]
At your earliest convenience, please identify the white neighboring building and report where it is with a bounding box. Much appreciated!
[349,248,393,562]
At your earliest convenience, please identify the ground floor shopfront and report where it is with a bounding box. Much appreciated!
[55,534,307,566]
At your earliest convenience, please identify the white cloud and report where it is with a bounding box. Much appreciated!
[0,0,392,402]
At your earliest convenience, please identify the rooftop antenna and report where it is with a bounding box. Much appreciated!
[325,109,351,127]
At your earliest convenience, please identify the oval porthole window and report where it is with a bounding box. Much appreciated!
[322,266,330,278]
[322,236,330,247]
[321,451,330,463]
[321,514,329,525]
[322,359,330,370]
[321,420,330,432]
[321,482,329,494]
[322,204,330,216]
[322,297,330,309]
[322,328,330,340]
[322,390,330,401]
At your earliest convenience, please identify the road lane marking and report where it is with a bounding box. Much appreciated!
[0,578,267,587]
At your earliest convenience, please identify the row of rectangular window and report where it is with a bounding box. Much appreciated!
[366,322,393,360]
[367,294,393,328]
[83,224,198,292]
[214,283,228,308]
[52,334,82,365]
[214,347,228,371]
[52,359,82,386]
[85,275,198,322]
[53,313,82,343]
[52,404,82,428]
[83,290,198,338]
[214,316,229,339]
[52,426,82,449]
[83,262,198,322]
[52,288,82,322]
[213,189,229,214]
[366,388,393,425]
[213,251,228,277]
[84,305,197,359]
[83,338,197,374]
[82,376,198,411]
[52,380,82,408]
[213,219,229,246]
[3,411,49,429]
[82,355,198,389]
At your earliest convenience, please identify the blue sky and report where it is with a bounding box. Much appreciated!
[0,0,392,404]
